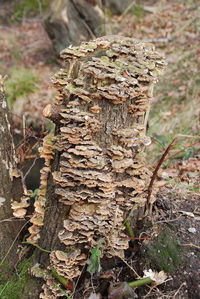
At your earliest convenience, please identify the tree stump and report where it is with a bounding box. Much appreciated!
[28,36,165,297]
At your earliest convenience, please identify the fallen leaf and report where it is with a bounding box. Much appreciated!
[143,269,167,285]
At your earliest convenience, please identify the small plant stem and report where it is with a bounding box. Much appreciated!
[51,268,69,288]
[128,277,153,288]
[22,241,51,253]
[124,218,134,238]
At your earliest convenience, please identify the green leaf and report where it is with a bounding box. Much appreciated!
[87,247,102,275]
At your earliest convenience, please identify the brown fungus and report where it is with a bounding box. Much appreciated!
[27,134,55,243]
[35,36,165,296]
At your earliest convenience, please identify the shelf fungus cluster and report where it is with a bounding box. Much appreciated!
[36,36,165,297]
[27,134,56,243]
[11,193,30,218]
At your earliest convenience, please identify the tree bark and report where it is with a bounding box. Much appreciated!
[44,0,105,54]
[104,0,133,14]
[0,76,24,273]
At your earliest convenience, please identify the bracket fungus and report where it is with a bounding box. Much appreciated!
[32,36,165,297]
[27,134,56,243]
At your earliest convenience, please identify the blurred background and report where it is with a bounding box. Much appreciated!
[0,0,199,193]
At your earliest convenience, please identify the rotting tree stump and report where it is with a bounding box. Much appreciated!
[27,36,165,297]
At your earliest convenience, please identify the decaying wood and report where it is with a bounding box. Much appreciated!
[104,0,133,14]
[0,76,24,270]
[44,0,105,54]
[26,36,165,297]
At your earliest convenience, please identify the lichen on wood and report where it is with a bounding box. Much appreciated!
[33,36,165,297]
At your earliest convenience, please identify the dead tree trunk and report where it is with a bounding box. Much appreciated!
[44,0,134,54]
[104,0,133,14]
[25,36,165,298]
[44,0,105,54]
[0,76,24,272]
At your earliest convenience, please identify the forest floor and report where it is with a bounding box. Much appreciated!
[0,0,200,298]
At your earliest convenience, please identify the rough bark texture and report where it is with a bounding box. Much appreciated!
[104,0,133,14]
[0,76,24,271]
[44,0,137,55]
[26,36,165,298]
[44,0,104,54]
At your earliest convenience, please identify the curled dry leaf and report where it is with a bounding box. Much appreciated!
[143,269,167,286]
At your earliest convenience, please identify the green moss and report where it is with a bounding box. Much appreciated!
[104,8,113,20]
[12,0,49,21]
[130,5,144,20]
[4,67,39,108]
[0,257,33,299]
[146,227,182,273]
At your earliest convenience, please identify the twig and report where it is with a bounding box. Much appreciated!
[180,243,200,250]
[0,216,30,223]
[145,134,200,215]
[172,282,186,299]
[120,1,136,18]
[0,281,9,297]
[22,157,38,183]
[22,241,51,253]
[167,140,200,160]
[155,215,182,224]
[72,264,87,297]
[118,255,140,279]
[121,235,151,240]
[145,137,178,215]
[193,210,200,216]
[0,219,30,266]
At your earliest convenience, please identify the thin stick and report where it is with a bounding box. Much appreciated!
[155,215,182,224]
[22,157,38,183]
[145,134,200,215]
[0,217,29,223]
[172,282,186,299]
[120,1,136,18]
[145,137,177,214]
[0,281,9,297]
[0,219,29,266]
[118,255,140,279]
[22,241,51,253]
[167,140,200,160]
[180,243,200,250]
